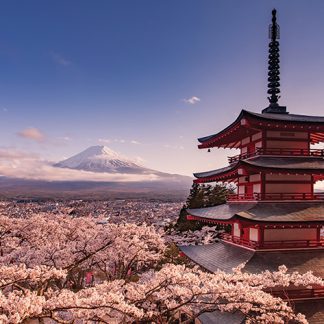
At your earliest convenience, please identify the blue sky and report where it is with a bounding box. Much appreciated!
[1,0,324,176]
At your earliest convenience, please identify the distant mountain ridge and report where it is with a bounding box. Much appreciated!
[0,146,192,199]
[55,145,161,175]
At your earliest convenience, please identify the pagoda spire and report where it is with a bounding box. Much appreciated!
[262,9,287,114]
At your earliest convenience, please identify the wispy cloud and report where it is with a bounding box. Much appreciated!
[50,51,71,66]
[56,136,71,142]
[0,148,158,182]
[164,144,184,150]
[0,147,38,160]
[183,96,201,105]
[98,138,111,144]
[2,107,8,112]
[98,138,141,145]
[17,127,45,142]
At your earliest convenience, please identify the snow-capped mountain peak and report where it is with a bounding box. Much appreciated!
[55,146,145,174]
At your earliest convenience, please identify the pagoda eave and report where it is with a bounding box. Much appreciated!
[187,213,324,227]
[198,110,324,149]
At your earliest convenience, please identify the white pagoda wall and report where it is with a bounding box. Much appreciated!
[264,228,317,241]
[233,223,240,237]
[249,228,258,241]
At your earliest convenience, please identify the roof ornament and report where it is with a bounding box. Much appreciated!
[262,9,288,114]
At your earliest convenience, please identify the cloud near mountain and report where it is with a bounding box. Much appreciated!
[0,147,160,182]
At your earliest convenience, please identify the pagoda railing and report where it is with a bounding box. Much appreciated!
[227,192,324,201]
[221,233,324,250]
[269,287,324,300]
[228,148,324,163]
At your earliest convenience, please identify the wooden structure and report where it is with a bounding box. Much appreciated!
[182,11,324,322]
[187,10,324,252]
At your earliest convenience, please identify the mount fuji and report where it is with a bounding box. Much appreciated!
[0,146,192,200]
[55,145,165,175]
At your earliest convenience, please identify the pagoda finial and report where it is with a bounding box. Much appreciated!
[262,9,288,114]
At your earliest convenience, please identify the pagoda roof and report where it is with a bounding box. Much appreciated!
[179,241,324,278]
[194,156,324,182]
[197,300,324,324]
[246,156,324,170]
[294,301,324,324]
[198,310,245,324]
[180,242,254,273]
[246,110,324,123]
[198,110,324,149]
[187,202,324,223]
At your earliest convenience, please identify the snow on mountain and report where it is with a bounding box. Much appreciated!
[55,146,156,174]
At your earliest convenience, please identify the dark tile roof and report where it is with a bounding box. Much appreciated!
[187,203,257,221]
[194,164,237,179]
[247,110,324,123]
[245,156,324,170]
[181,243,324,324]
[194,156,324,179]
[245,250,324,278]
[180,242,324,278]
[198,109,324,144]
[197,300,324,324]
[198,310,245,324]
[294,300,324,324]
[179,242,255,273]
[187,202,324,222]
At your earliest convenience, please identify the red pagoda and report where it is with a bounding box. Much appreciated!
[181,9,324,323]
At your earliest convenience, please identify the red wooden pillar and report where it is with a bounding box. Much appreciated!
[261,172,266,200]
[259,225,264,248]
[317,226,321,243]
[311,175,314,199]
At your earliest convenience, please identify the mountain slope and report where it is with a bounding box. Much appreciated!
[0,146,192,199]
[55,145,156,174]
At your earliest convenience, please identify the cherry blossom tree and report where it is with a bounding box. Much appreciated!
[0,263,322,323]
[0,214,322,323]
[0,215,165,288]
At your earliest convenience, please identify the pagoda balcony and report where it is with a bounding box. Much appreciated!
[270,287,324,301]
[227,192,324,201]
[221,233,324,250]
[228,148,324,164]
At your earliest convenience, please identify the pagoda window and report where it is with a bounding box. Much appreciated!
[238,185,245,195]
[267,130,308,139]
[233,223,240,237]
[320,226,324,239]
[266,174,311,181]
[265,183,312,194]
[253,183,261,193]
[249,228,259,242]
[264,228,317,242]
[255,141,262,149]
[266,140,309,149]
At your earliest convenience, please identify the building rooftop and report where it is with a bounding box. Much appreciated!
[179,241,324,278]
[198,310,245,324]
[198,110,324,148]
[187,202,324,222]
[194,156,324,181]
